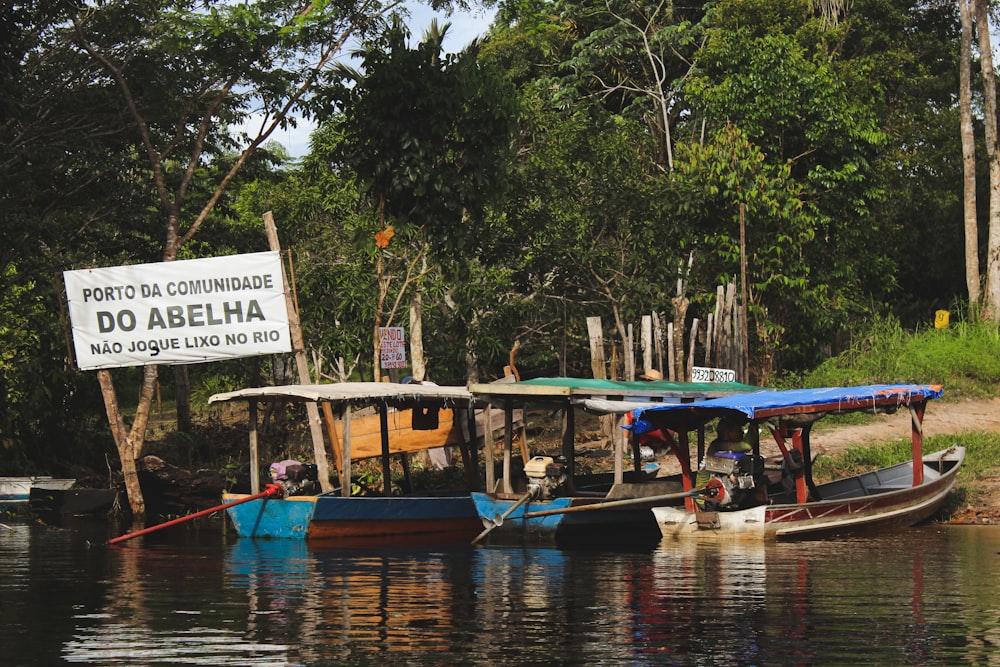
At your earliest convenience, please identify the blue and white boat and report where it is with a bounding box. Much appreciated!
[467,376,758,545]
[209,382,494,542]
[0,476,76,509]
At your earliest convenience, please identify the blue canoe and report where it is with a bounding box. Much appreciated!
[223,492,481,542]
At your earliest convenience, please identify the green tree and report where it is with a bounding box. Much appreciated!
[25,0,419,517]
[671,123,813,382]
[324,18,518,380]
[681,0,896,368]
[554,0,710,169]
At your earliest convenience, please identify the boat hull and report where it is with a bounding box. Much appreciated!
[0,477,76,508]
[470,492,663,545]
[308,495,481,541]
[223,494,316,539]
[28,488,117,517]
[223,493,481,542]
[653,447,964,540]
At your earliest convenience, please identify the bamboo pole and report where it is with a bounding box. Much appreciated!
[641,315,653,374]
[249,400,259,494]
[264,212,332,493]
[587,316,607,379]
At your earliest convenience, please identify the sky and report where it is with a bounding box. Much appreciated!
[260,2,498,159]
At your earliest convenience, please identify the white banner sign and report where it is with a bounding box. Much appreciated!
[379,326,407,369]
[64,252,292,370]
[691,366,737,383]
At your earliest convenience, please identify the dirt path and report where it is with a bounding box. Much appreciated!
[801,397,1000,523]
[811,397,1000,455]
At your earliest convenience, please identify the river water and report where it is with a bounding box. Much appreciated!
[1,519,998,666]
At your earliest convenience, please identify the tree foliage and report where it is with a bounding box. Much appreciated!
[0,0,984,478]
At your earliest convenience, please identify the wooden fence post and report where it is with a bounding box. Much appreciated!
[264,211,333,493]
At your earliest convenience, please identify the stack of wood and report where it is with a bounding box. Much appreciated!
[587,281,747,384]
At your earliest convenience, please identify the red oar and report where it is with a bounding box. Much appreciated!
[108,483,284,545]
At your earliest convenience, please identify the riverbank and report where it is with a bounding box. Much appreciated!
[810,396,1000,525]
[52,394,1000,526]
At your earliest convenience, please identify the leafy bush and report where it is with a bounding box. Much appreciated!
[800,313,1000,399]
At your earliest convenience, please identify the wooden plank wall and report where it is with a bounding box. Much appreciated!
[328,407,519,464]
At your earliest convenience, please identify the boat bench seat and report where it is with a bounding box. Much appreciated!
[606,480,683,500]
[867,484,912,494]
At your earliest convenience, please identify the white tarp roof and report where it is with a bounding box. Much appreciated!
[208,382,474,407]
[573,398,686,415]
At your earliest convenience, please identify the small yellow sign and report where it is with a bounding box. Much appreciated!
[934,310,949,329]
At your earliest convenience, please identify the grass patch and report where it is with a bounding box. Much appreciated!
[794,313,1000,399]
[812,431,1000,508]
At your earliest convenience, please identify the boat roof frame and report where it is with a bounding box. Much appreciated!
[208,381,477,412]
[629,384,943,433]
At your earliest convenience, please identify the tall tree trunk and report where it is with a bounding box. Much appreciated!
[671,296,689,381]
[98,369,147,517]
[174,365,191,433]
[409,289,426,381]
[960,0,981,304]
[976,0,1000,318]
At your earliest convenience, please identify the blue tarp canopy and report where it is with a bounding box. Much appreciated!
[629,384,943,434]
[517,376,760,396]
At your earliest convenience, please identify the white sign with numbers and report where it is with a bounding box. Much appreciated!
[379,326,407,368]
[691,366,737,383]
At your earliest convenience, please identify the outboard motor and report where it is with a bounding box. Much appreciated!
[269,459,319,496]
[699,451,765,509]
[523,455,568,500]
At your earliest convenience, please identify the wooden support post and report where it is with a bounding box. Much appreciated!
[791,427,807,504]
[653,311,664,373]
[321,402,341,479]
[249,400,260,495]
[587,316,607,379]
[680,429,696,512]
[667,323,676,381]
[641,315,653,374]
[519,419,530,465]
[705,313,714,366]
[910,404,925,486]
[264,211,332,492]
[466,405,481,491]
[687,318,699,383]
[341,404,352,497]
[630,415,641,474]
[626,324,635,381]
[614,415,624,486]
[485,403,496,492]
[379,404,391,497]
[562,405,576,494]
[503,399,514,494]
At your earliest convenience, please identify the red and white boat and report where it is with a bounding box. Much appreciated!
[626,384,963,540]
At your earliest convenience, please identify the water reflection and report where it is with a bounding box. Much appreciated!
[62,536,295,666]
[2,521,999,665]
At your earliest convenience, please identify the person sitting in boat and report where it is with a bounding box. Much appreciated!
[636,369,671,460]
[707,416,752,457]
[695,416,762,509]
